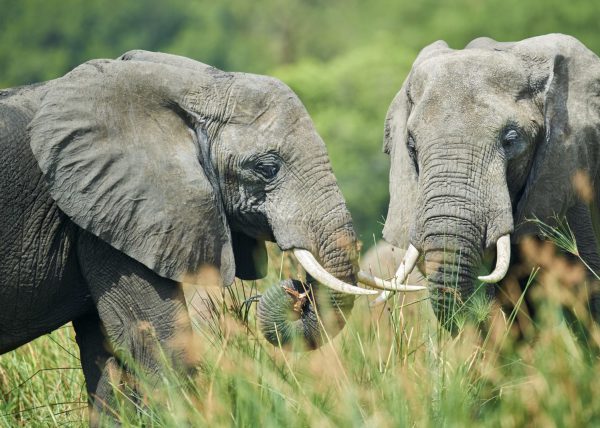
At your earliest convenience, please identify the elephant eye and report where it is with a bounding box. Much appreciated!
[407,132,419,174]
[501,127,530,160]
[254,161,280,180]
[502,129,520,146]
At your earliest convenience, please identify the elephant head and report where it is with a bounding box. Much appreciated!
[380,34,600,328]
[28,50,412,349]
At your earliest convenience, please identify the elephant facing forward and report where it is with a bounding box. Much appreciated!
[0,51,414,422]
[378,34,600,329]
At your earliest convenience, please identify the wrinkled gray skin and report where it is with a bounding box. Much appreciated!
[0,51,358,421]
[383,34,600,329]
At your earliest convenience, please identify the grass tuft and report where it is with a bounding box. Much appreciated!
[2,232,600,426]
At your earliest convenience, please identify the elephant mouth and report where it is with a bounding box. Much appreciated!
[371,234,510,305]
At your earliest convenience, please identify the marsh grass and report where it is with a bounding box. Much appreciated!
[2,227,600,426]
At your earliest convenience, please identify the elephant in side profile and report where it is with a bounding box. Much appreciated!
[377,34,600,328]
[0,50,415,421]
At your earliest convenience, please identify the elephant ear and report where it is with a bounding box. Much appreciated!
[382,84,417,248]
[29,59,236,286]
[511,35,600,235]
[117,50,270,279]
[382,41,451,248]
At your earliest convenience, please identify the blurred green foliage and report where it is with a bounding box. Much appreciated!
[1,0,599,245]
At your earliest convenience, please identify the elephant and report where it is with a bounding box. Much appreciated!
[377,34,600,330]
[0,50,421,422]
[361,240,426,287]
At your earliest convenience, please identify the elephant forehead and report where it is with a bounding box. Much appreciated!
[218,114,323,155]
[412,50,529,98]
[225,74,309,127]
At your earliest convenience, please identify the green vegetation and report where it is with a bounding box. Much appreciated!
[3,237,600,426]
[2,0,598,243]
[2,1,600,426]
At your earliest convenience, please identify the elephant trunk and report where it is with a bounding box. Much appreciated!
[415,148,513,331]
[423,236,483,331]
[257,222,358,350]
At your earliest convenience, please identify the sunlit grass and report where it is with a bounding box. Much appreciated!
[530,215,579,257]
[0,327,87,426]
[2,225,600,426]
[531,214,600,282]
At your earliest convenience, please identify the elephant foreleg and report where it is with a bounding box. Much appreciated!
[73,310,122,426]
[567,202,600,271]
[76,234,199,422]
[566,201,600,323]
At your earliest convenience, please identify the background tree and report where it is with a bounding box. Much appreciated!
[2,0,598,247]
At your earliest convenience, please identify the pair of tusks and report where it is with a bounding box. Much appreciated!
[371,244,421,305]
[293,249,425,296]
[293,234,511,299]
[371,234,512,306]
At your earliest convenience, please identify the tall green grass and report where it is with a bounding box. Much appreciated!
[2,226,600,427]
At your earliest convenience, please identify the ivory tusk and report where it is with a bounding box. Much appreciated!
[293,249,377,295]
[478,234,511,283]
[370,244,421,306]
[357,271,425,292]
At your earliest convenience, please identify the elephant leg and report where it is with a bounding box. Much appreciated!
[567,202,600,271]
[77,235,199,420]
[562,202,600,360]
[566,202,600,322]
[73,310,122,426]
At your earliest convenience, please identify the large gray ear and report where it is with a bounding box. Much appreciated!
[118,51,271,279]
[512,35,600,234]
[29,59,236,286]
[382,41,451,248]
[382,84,417,248]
